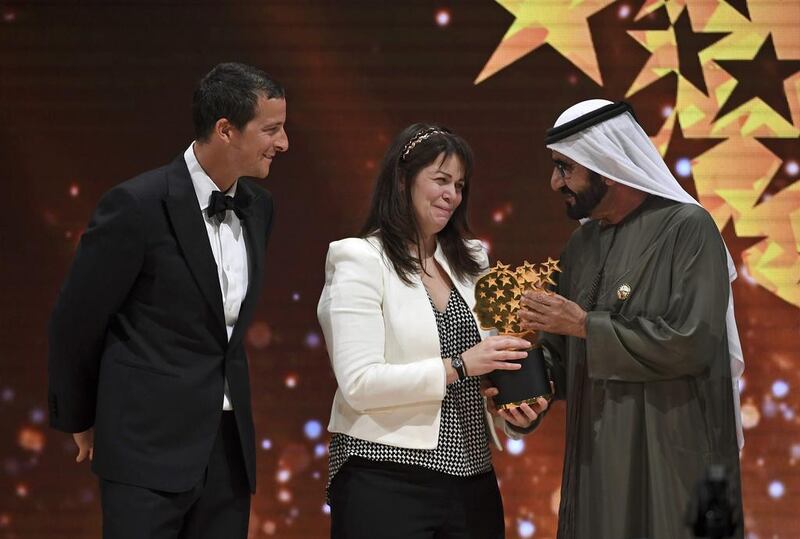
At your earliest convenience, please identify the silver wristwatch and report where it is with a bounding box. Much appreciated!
[451,354,468,380]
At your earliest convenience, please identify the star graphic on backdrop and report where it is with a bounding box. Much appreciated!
[634,0,685,23]
[673,8,728,95]
[647,53,798,139]
[755,138,800,201]
[724,0,750,20]
[628,7,728,96]
[661,120,726,199]
[475,0,614,85]
[629,4,670,29]
[634,0,799,60]
[744,0,800,60]
[718,220,764,266]
[691,135,800,307]
[715,35,800,123]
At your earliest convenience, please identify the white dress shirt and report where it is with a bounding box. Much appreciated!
[184,143,249,410]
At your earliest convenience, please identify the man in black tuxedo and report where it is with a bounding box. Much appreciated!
[47,62,288,538]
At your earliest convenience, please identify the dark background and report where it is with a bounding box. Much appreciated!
[1,1,797,537]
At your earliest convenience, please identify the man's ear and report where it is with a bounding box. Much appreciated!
[214,118,235,143]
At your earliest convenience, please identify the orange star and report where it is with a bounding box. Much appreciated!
[475,0,614,85]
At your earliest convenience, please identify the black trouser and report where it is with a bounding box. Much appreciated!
[99,412,250,539]
[330,456,505,539]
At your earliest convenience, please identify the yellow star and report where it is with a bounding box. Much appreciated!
[546,257,562,273]
[745,0,800,60]
[499,274,512,286]
[502,323,517,334]
[493,313,504,324]
[687,0,800,61]
[626,18,681,97]
[522,269,540,285]
[493,288,506,300]
[475,0,614,85]
[634,0,686,24]
[486,276,498,288]
[495,262,511,271]
[693,136,800,307]
[480,290,488,298]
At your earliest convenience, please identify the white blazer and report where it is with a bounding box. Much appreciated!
[318,235,513,450]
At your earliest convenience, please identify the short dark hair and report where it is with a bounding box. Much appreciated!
[359,123,482,285]
[192,62,285,141]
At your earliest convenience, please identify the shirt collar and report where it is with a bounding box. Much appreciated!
[183,142,238,211]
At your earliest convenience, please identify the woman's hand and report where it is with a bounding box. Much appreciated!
[482,378,550,429]
[461,336,531,377]
[498,399,549,429]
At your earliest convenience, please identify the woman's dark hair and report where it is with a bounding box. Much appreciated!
[359,123,482,285]
[192,62,285,141]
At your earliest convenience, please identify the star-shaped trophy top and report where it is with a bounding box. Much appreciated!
[474,258,561,335]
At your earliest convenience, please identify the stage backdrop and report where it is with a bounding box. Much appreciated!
[1,1,798,537]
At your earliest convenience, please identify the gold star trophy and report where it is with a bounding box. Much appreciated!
[474,258,560,411]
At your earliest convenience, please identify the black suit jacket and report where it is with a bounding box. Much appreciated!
[47,154,273,493]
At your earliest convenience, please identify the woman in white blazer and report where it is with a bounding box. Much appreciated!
[318,124,549,539]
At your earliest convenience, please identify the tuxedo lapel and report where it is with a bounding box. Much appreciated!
[229,180,267,349]
[163,156,227,346]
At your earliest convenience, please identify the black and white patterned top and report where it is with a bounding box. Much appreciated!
[327,287,492,496]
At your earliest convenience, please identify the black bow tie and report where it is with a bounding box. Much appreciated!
[207,190,250,222]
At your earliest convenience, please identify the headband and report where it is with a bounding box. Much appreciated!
[401,127,447,161]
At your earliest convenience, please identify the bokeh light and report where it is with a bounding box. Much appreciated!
[675,157,692,178]
[768,481,785,499]
[518,519,536,537]
[772,380,789,399]
[506,438,525,456]
[304,419,323,440]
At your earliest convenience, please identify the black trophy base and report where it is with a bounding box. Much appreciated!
[488,347,550,410]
